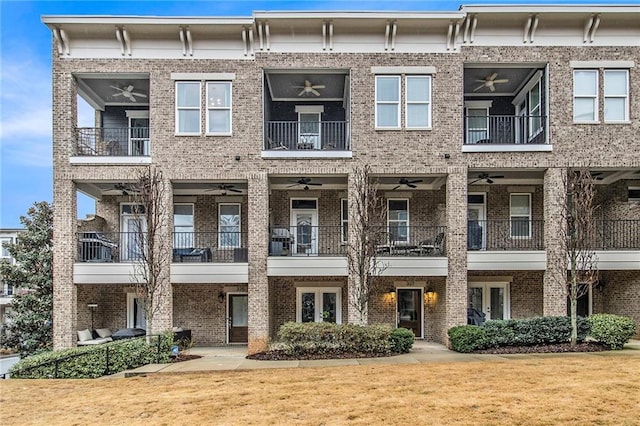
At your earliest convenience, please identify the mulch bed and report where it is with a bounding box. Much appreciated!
[247,350,395,361]
[473,342,609,354]
[172,354,202,363]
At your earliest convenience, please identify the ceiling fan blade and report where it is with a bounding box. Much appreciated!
[473,84,485,92]
[469,178,481,185]
[407,179,423,184]
[474,79,488,83]
[286,183,299,188]
[129,96,137,102]
[126,85,134,92]
[493,79,509,84]
[489,175,504,179]
[109,85,124,92]
[229,188,242,193]
[311,89,320,96]
[312,85,326,89]
[112,92,124,97]
[298,89,307,96]
[392,185,401,190]
[407,184,417,188]
[131,92,147,98]
[488,72,498,81]
[489,85,495,92]
[486,178,494,184]
[306,182,322,186]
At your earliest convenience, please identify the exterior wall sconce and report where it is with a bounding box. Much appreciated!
[217,291,225,303]
[389,287,396,298]
[424,290,437,306]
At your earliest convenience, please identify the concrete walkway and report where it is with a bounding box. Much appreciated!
[115,339,640,378]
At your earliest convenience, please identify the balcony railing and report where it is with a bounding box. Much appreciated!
[594,220,640,250]
[468,220,545,251]
[373,225,448,257]
[264,121,350,151]
[76,127,150,156]
[77,231,248,263]
[269,225,346,256]
[464,115,547,145]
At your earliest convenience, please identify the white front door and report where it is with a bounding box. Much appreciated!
[290,210,318,255]
[467,202,486,250]
[468,282,510,323]
[297,287,341,323]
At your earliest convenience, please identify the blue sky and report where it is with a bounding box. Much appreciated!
[0,0,621,228]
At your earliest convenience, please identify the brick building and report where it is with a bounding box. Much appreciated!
[43,5,640,352]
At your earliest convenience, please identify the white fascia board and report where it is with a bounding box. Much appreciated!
[461,6,640,14]
[42,16,254,26]
[468,251,547,271]
[267,256,348,276]
[253,11,464,20]
[593,251,640,270]
[172,263,249,283]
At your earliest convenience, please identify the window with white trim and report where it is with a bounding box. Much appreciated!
[628,186,640,202]
[219,203,241,248]
[573,70,598,122]
[375,76,400,128]
[341,199,348,244]
[127,293,146,329]
[510,194,531,238]
[176,82,201,134]
[388,199,409,243]
[297,287,342,323]
[0,237,12,259]
[604,70,629,122]
[529,80,542,136]
[206,82,232,134]
[173,204,194,248]
[405,76,432,129]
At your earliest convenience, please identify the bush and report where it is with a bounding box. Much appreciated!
[389,328,415,353]
[274,322,411,357]
[10,334,173,379]
[589,314,637,350]
[448,325,489,353]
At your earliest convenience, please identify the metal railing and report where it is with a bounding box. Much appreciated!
[467,220,545,250]
[76,231,248,263]
[594,220,640,250]
[76,127,150,156]
[372,225,448,257]
[464,115,547,145]
[264,121,350,151]
[269,225,346,256]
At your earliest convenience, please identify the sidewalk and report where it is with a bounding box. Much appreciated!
[115,339,640,378]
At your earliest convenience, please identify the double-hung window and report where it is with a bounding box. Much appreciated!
[176,82,201,134]
[406,76,431,129]
[573,70,598,123]
[510,194,531,238]
[375,76,400,128]
[388,199,409,244]
[604,70,629,122]
[206,82,232,135]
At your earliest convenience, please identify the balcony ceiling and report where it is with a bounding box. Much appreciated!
[265,70,348,102]
[464,66,541,97]
[75,73,150,110]
[468,169,640,185]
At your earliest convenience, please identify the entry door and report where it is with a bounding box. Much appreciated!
[129,117,150,156]
[466,108,489,144]
[298,113,321,149]
[121,215,146,261]
[467,204,486,250]
[397,289,423,338]
[228,294,248,343]
[468,283,510,323]
[291,210,318,255]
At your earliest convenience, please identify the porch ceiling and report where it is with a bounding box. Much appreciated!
[75,72,150,110]
[265,69,348,102]
[467,168,640,186]
[463,65,542,97]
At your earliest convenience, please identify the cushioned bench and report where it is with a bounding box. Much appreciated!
[77,328,113,346]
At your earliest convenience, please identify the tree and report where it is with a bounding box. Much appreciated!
[0,202,53,357]
[347,164,388,324]
[129,165,170,336]
[559,167,599,346]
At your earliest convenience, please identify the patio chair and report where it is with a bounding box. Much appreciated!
[418,232,445,256]
[267,137,288,150]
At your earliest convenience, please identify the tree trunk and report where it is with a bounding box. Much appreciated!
[570,276,578,347]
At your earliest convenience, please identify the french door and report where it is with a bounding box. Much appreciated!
[468,282,510,324]
[297,287,341,323]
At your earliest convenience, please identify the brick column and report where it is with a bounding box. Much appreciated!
[151,176,173,333]
[543,167,567,316]
[247,173,269,354]
[53,179,78,350]
[444,168,468,342]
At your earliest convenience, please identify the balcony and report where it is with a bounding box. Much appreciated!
[594,220,640,250]
[75,127,150,157]
[464,115,547,146]
[269,226,345,256]
[467,220,545,251]
[374,226,447,257]
[264,121,350,152]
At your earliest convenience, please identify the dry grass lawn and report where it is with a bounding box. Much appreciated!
[1,355,639,425]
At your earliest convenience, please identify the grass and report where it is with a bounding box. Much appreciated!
[1,355,639,425]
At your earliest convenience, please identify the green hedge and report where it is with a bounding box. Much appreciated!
[10,334,173,379]
[589,314,637,350]
[448,316,590,353]
[274,322,414,357]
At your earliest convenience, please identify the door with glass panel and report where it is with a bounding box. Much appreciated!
[466,107,489,144]
[397,288,423,337]
[298,288,341,323]
[129,117,150,156]
[120,204,146,261]
[468,282,510,324]
[228,293,248,343]
[298,112,321,149]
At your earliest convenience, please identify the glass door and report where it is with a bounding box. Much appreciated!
[120,212,146,262]
[467,196,486,250]
[228,294,248,343]
[397,288,423,337]
[298,112,320,149]
[466,108,489,144]
[129,117,150,156]
[298,288,341,323]
[468,282,510,324]
[290,210,318,255]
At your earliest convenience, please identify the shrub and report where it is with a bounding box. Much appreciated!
[10,334,173,379]
[389,328,415,353]
[448,325,489,353]
[589,314,637,350]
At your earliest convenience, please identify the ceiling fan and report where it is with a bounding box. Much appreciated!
[113,183,138,196]
[393,177,423,190]
[473,73,509,92]
[293,80,325,97]
[206,184,242,195]
[110,84,148,102]
[590,172,604,181]
[470,172,505,185]
[287,177,323,190]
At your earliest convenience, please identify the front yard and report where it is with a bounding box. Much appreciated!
[2,355,639,424]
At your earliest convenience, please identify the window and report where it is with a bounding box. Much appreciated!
[219,204,240,248]
[388,199,409,243]
[174,204,194,248]
[375,76,400,128]
[297,287,342,323]
[341,199,348,244]
[573,70,598,122]
[206,82,232,134]
[127,293,146,329]
[0,237,12,258]
[529,80,542,136]
[510,194,531,238]
[176,82,201,134]
[629,187,640,202]
[604,70,629,122]
[405,76,431,128]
